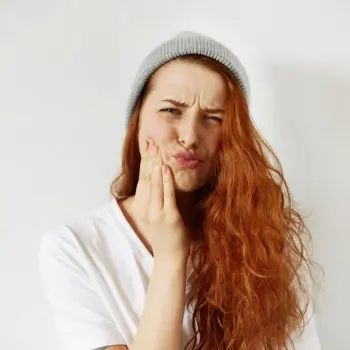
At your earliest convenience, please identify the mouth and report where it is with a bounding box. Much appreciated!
[174,153,201,169]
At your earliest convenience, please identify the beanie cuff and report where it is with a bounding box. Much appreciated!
[126,31,250,125]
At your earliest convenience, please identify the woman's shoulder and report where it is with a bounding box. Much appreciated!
[38,198,127,264]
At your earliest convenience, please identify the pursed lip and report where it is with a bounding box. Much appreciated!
[172,151,202,169]
[173,151,202,161]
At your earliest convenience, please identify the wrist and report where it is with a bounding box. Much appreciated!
[153,255,188,273]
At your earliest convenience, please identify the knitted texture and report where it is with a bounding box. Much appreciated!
[125,31,250,126]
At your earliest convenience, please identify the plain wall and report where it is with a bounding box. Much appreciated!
[1,1,349,349]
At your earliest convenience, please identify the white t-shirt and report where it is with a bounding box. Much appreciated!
[38,198,321,350]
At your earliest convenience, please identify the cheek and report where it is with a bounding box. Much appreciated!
[206,131,222,156]
[152,122,173,141]
[138,119,175,154]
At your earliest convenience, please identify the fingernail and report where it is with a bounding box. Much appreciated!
[149,140,157,154]
[152,143,158,154]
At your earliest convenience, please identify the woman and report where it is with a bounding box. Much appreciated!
[39,31,321,349]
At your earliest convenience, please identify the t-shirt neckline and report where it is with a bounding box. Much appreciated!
[108,197,154,267]
[107,196,194,290]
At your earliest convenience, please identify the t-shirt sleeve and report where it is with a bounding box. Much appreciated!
[38,225,126,350]
[290,263,322,350]
[291,302,322,349]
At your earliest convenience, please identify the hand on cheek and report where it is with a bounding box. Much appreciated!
[142,137,166,162]
[133,137,189,260]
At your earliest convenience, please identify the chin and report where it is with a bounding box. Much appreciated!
[173,177,207,193]
[170,164,211,193]
[174,183,197,193]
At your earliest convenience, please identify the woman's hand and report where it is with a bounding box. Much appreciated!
[132,138,190,262]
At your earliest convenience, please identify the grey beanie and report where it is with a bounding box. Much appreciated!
[125,31,250,126]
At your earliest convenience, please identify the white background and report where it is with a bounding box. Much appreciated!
[1,1,349,349]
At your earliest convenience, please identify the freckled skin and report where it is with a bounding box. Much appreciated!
[138,60,227,192]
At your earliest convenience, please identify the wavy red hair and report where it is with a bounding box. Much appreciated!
[111,55,317,349]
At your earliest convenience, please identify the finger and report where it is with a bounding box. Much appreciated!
[162,164,177,212]
[135,139,152,208]
[140,137,151,157]
[149,141,164,212]
[138,138,151,180]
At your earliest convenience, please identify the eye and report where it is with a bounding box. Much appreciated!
[160,107,179,114]
[205,115,223,123]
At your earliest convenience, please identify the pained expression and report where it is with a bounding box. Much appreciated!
[138,59,227,192]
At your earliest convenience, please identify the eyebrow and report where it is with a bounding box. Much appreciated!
[161,99,224,114]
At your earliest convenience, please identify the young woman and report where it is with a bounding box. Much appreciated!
[39,31,321,350]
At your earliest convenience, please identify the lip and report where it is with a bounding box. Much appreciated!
[173,152,201,169]
[173,152,201,161]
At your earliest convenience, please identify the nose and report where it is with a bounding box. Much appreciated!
[177,117,199,149]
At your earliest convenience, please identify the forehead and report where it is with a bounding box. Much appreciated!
[148,59,227,105]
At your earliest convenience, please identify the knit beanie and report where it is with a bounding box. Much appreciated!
[125,31,250,126]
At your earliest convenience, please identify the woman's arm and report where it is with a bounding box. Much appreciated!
[128,256,188,350]
[93,257,187,350]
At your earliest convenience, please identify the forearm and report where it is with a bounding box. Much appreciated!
[129,257,187,350]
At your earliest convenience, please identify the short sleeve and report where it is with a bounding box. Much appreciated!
[291,302,322,349]
[38,225,126,350]
[290,262,322,350]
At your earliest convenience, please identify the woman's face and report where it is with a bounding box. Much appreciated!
[138,59,227,192]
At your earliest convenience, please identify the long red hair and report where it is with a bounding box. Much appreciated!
[111,55,317,349]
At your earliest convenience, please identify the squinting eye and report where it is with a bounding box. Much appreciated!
[160,108,178,114]
[206,116,222,123]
